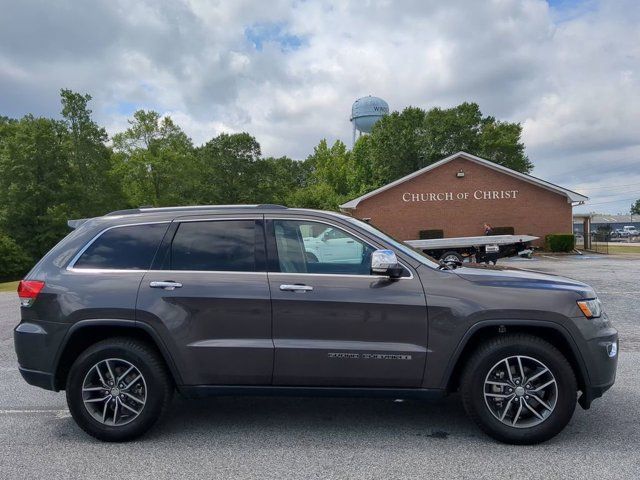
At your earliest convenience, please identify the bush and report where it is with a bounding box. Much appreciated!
[545,234,575,252]
[491,226,515,235]
[419,229,444,239]
[0,233,33,280]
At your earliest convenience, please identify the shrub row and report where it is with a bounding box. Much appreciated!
[0,233,32,280]
[545,234,575,252]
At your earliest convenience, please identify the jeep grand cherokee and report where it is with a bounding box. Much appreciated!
[14,205,618,443]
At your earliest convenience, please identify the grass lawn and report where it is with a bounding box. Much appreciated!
[607,245,640,254]
[0,280,19,293]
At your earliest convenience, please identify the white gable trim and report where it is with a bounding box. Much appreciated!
[339,151,588,209]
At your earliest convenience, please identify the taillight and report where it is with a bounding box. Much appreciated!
[17,280,45,307]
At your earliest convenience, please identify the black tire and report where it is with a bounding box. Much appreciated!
[66,337,173,442]
[441,251,463,263]
[460,334,577,445]
[305,251,319,263]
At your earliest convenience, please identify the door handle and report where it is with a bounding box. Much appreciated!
[149,281,183,290]
[279,284,313,292]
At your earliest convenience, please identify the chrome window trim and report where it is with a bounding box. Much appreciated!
[67,218,262,273]
[66,215,415,279]
[66,268,151,274]
[146,270,267,276]
[67,269,268,275]
[66,221,171,272]
[267,216,415,280]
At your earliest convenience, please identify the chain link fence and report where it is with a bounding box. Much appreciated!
[588,233,609,254]
[575,233,609,253]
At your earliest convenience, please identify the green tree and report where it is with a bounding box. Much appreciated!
[193,133,309,206]
[195,133,262,204]
[631,199,640,215]
[348,103,532,195]
[0,115,71,258]
[346,134,375,196]
[287,182,345,210]
[477,117,530,173]
[306,139,351,196]
[421,102,531,172]
[286,139,351,210]
[252,156,309,205]
[60,89,124,215]
[0,92,536,267]
[420,102,484,166]
[0,232,32,279]
[0,90,125,264]
[359,107,427,189]
[112,110,197,206]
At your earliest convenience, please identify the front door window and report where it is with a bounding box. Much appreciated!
[273,220,375,275]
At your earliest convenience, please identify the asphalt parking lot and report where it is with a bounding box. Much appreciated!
[1,255,639,479]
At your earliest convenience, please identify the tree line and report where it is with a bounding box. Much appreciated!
[0,89,531,278]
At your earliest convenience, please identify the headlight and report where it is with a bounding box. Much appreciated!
[577,298,602,319]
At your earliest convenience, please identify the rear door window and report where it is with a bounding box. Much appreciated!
[170,220,259,272]
[73,223,168,270]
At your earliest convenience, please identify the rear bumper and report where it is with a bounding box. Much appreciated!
[14,320,68,392]
[18,367,56,390]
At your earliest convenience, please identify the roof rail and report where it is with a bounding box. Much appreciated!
[256,204,288,209]
[105,208,143,216]
[105,204,288,216]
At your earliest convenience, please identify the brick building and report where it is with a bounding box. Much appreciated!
[339,152,587,246]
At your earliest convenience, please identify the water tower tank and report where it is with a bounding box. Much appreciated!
[351,96,389,135]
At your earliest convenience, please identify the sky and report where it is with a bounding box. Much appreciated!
[1,0,639,214]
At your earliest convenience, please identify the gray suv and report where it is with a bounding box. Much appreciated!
[14,205,618,444]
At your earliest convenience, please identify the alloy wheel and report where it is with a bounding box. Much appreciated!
[81,358,147,426]
[483,355,558,428]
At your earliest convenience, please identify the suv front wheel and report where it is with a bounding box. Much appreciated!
[66,338,173,442]
[460,334,577,444]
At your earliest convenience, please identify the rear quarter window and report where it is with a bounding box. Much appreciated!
[72,223,168,270]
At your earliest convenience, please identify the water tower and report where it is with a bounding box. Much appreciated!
[351,96,389,144]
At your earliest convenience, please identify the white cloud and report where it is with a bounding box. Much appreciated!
[0,0,638,212]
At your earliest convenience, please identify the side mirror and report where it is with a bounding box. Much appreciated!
[371,249,404,279]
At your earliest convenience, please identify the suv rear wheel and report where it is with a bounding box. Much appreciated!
[460,334,577,444]
[66,338,173,442]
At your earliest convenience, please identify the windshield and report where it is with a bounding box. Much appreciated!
[343,216,440,268]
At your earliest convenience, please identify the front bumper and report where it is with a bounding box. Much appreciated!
[577,329,618,409]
